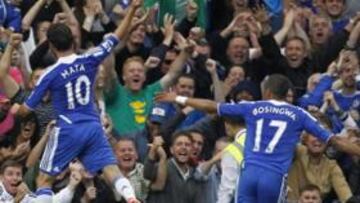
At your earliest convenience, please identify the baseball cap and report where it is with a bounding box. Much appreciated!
[149,107,166,124]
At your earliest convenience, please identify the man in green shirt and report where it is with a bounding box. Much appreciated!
[106,31,195,134]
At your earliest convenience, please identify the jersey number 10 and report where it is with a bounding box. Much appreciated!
[253,119,287,153]
[65,75,91,109]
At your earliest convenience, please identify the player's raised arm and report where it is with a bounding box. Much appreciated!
[155,92,218,114]
[114,0,143,40]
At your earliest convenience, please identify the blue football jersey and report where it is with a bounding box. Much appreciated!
[25,35,119,124]
[218,100,333,174]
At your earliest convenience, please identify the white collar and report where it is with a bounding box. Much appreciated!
[171,158,190,180]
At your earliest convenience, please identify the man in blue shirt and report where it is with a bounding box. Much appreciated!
[150,73,204,129]
[155,74,360,203]
[299,51,360,132]
[14,1,143,203]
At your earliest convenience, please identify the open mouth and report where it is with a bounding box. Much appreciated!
[10,181,21,188]
[24,127,31,132]
[289,56,299,62]
[234,53,244,60]
[316,32,324,39]
[121,157,133,163]
[178,151,189,159]
[132,78,141,84]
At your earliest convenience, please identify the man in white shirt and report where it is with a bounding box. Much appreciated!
[0,159,81,203]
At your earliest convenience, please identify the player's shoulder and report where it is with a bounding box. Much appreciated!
[36,54,82,85]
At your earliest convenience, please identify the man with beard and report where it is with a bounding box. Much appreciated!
[299,51,360,132]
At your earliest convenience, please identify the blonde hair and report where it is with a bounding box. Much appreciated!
[122,56,145,73]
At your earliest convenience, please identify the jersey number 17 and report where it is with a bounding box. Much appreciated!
[253,119,287,154]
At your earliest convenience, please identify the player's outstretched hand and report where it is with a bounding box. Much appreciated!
[155,92,177,103]
[9,33,22,48]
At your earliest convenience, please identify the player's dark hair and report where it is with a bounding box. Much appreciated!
[300,184,321,194]
[262,74,294,100]
[47,23,74,51]
[0,159,22,174]
[170,131,193,146]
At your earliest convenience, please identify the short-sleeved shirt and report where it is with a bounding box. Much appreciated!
[218,99,333,175]
[105,81,162,134]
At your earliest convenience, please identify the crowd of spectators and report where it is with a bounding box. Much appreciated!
[0,0,359,202]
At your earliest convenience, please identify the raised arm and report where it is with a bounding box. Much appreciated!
[21,0,47,31]
[274,8,295,45]
[0,33,22,98]
[345,20,360,50]
[150,143,168,191]
[159,33,193,89]
[155,92,218,114]
[114,0,142,40]
[56,0,80,34]
[206,59,225,102]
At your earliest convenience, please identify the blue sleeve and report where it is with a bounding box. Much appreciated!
[85,34,120,66]
[301,109,334,143]
[25,74,53,110]
[298,75,334,108]
[5,4,21,32]
[262,0,283,15]
[217,101,252,117]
